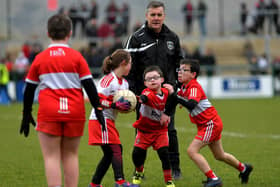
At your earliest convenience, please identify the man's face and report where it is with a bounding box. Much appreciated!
[146,6,165,33]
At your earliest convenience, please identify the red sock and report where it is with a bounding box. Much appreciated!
[90,183,102,187]
[205,170,217,179]
[163,169,172,182]
[238,162,245,172]
[136,165,144,173]
[116,179,125,185]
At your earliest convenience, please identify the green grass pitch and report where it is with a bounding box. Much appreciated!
[0,97,280,187]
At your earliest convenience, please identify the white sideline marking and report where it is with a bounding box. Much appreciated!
[121,124,280,140]
[175,127,280,140]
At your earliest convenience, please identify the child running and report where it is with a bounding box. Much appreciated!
[131,65,175,187]
[88,49,132,187]
[161,59,253,187]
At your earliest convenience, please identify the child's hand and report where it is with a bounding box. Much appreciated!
[163,84,174,94]
[160,113,170,126]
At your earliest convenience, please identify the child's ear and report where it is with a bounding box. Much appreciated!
[120,59,127,66]
[160,77,164,83]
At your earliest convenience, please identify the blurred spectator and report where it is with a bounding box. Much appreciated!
[202,48,216,76]
[267,0,280,34]
[257,53,269,74]
[182,0,194,35]
[106,0,119,24]
[14,52,29,81]
[22,41,31,59]
[28,42,43,64]
[240,2,248,35]
[242,41,258,75]
[97,20,115,38]
[86,47,103,78]
[89,0,98,20]
[86,18,98,47]
[120,2,130,35]
[255,0,266,34]
[0,58,10,104]
[113,21,125,37]
[192,47,202,62]
[272,56,280,78]
[68,4,79,37]
[68,3,89,37]
[246,5,258,34]
[197,0,208,36]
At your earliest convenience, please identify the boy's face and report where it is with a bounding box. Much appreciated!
[144,71,164,91]
[177,64,195,84]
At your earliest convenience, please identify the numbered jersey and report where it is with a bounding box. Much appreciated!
[25,44,92,122]
[89,72,129,121]
[133,87,169,132]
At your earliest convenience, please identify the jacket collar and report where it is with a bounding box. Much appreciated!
[144,21,169,38]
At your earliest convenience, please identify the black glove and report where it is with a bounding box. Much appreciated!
[95,107,106,132]
[20,110,36,137]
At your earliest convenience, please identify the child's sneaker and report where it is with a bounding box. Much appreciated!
[114,181,130,187]
[132,171,144,185]
[166,180,175,187]
[88,183,102,187]
[202,177,223,187]
[239,163,253,184]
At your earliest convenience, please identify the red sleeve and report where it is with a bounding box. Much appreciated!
[187,85,202,102]
[98,93,114,108]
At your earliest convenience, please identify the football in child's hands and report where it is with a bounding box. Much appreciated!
[113,89,137,113]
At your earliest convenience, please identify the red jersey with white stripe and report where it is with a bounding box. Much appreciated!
[133,87,169,132]
[89,72,129,121]
[25,44,92,122]
[178,79,219,125]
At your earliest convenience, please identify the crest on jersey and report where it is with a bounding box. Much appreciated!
[167,41,174,50]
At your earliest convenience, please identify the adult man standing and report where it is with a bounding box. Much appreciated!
[124,1,183,180]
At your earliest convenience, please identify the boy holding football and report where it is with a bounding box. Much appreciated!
[131,65,175,187]
[161,59,253,187]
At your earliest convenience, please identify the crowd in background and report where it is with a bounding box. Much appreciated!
[2,0,280,104]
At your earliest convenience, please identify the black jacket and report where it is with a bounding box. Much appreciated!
[124,22,183,95]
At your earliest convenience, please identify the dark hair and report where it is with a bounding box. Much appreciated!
[47,14,72,40]
[147,1,165,10]
[180,59,200,78]
[102,49,131,74]
[143,65,163,79]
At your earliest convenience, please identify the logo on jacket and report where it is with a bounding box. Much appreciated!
[167,41,174,50]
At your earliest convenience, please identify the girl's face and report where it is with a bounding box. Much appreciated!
[144,71,164,92]
[122,57,132,76]
[177,64,195,84]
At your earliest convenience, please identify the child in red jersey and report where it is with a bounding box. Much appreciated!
[19,14,105,187]
[161,59,253,187]
[131,66,175,187]
[88,49,132,187]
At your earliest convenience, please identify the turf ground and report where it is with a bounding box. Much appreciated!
[0,97,279,187]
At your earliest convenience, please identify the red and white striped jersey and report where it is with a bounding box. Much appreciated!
[178,79,218,125]
[133,87,169,132]
[89,72,129,121]
[25,44,92,122]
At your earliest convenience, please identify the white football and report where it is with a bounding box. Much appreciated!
[113,89,137,113]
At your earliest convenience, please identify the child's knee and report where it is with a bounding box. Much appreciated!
[214,153,225,161]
